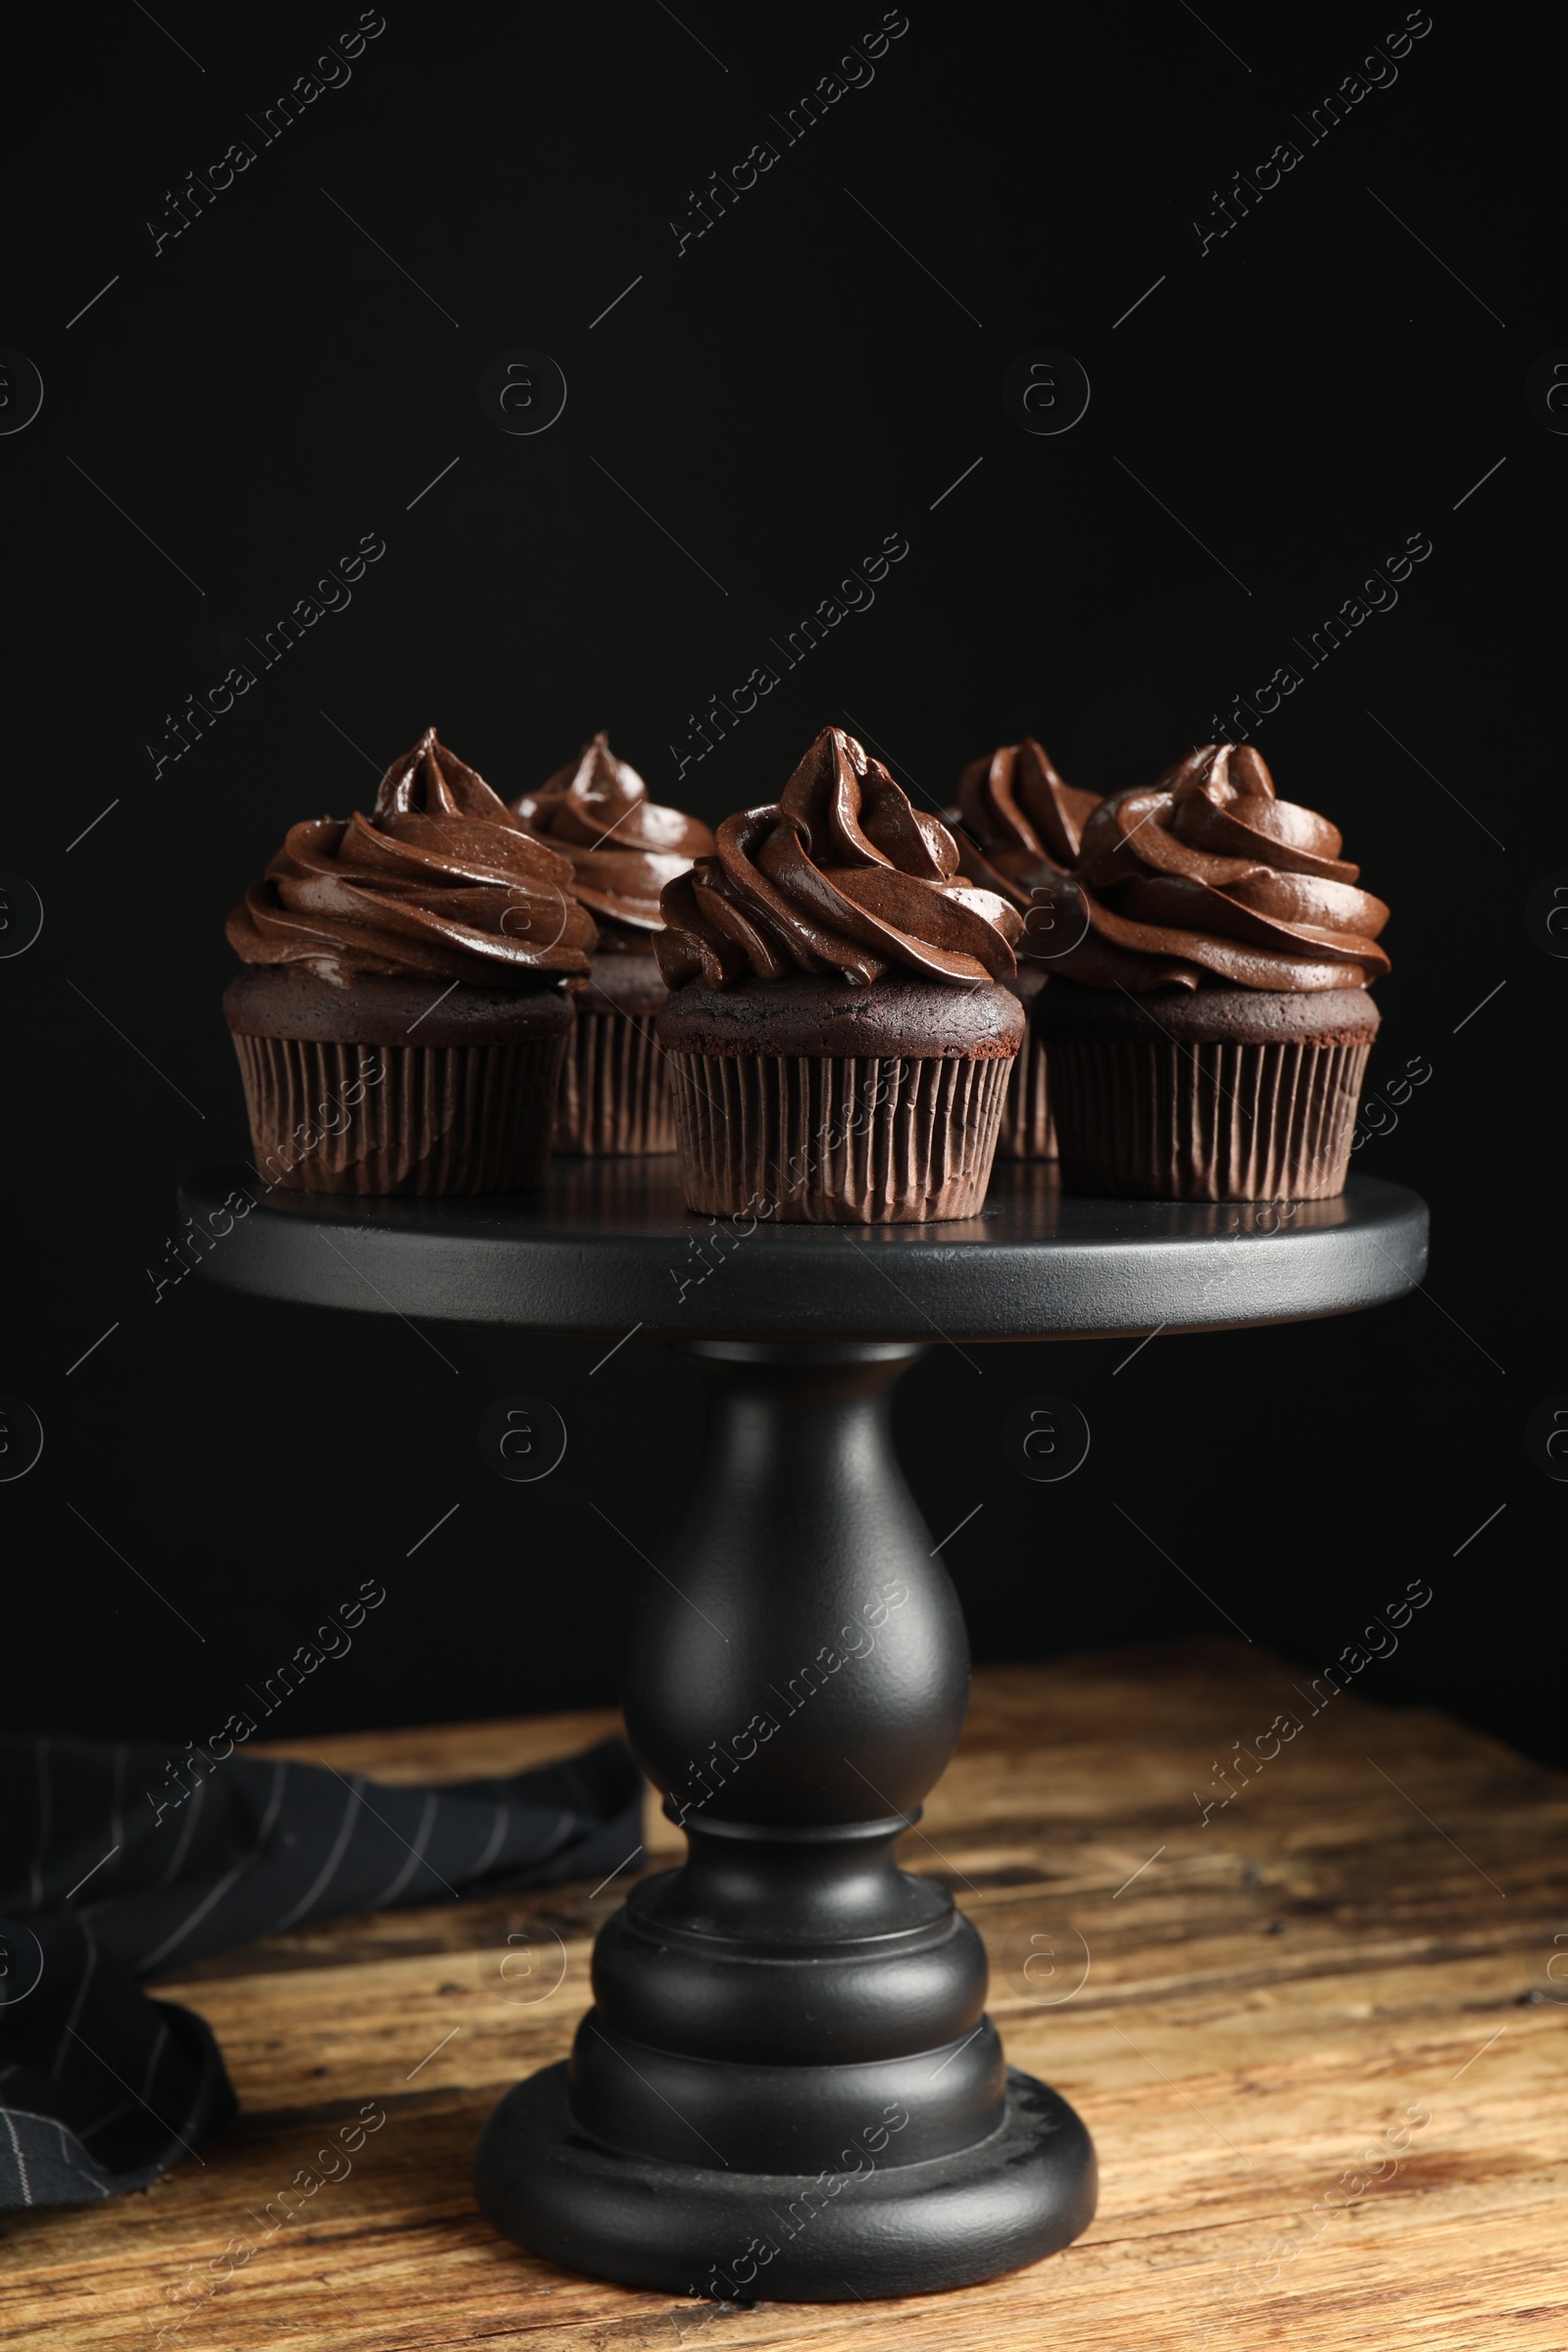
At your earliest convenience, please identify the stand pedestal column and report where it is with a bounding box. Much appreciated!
[476,1342,1097,2301]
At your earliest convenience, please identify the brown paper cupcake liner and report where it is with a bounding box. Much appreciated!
[232,1032,565,1196]
[1046,1036,1371,1201]
[995,1030,1055,1160]
[556,1003,674,1155]
[665,1051,1012,1224]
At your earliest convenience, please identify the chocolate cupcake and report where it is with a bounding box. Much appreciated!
[225,727,596,1195]
[949,738,1102,1158]
[655,726,1024,1224]
[512,735,713,1154]
[1030,743,1389,1200]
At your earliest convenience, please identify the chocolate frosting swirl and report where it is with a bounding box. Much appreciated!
[950,741,1102,971]
[953,738,1102,908]
[226,727,596,987]
[512,733,714,951]
[656,726,1022,991]
[1037,743,1390,992]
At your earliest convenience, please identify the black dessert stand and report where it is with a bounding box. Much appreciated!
[182,1160,1427,2302]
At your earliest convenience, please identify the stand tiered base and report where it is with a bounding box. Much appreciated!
[478,1341,1097,2300]
[182,1161,1426,2301]
[480,2065,1094,2301]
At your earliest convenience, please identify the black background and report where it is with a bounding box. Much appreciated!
[3,7,1555,1759]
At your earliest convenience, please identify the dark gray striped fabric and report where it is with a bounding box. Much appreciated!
[0,1732,641,2209]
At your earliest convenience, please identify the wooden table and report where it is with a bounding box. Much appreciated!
[4,1643,1562,2349]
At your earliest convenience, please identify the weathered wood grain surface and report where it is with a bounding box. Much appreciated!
[3,1642,1564,2349]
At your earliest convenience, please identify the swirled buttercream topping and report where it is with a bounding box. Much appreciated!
[1037,742,1390,992]
[226,727,596,986]
[953,738,1102,909]
[512,733,713,950]
[656,726,1022,991]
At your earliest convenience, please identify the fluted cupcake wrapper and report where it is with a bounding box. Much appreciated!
[1046,1036,1371,1201]
[555,1003,674,1156]
[995,1030,1056,1160]
[665,1051,1013,1224]
[232,1033,564,1196]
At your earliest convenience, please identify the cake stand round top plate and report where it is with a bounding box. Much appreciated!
[178,1162,1428,1344]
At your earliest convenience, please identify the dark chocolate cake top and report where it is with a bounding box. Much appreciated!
[948,737,1102,962]
[226,727,596,987]
[511,733,713,952]
[655,727,1022,992]
[1029,742,1391,993]
[956,738,1100,878]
